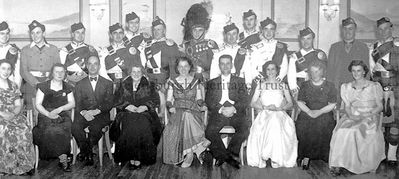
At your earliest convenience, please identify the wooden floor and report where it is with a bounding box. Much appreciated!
[1,150,398,179]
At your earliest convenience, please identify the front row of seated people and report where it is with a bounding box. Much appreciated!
[0,54,386,176]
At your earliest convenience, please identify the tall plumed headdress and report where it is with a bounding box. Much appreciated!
[181,2,213,41]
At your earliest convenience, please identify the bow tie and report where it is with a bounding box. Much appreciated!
[90,77,97,81]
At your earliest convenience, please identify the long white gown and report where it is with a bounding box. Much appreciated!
[247,88,298,168]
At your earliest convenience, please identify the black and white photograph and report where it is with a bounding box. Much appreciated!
[0,0,398,178]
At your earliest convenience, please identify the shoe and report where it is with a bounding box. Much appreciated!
[330,167,341,177]
[225,156,240,169]
[85,153,94,166]
[181,153,194,168]
[58,161,72,172]
[215,159,225,167]
[77,153,86,162]
[301,158,310,170]
[19,169,35,176]
[387,160,398,166]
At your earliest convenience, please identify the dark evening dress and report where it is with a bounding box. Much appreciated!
[32,80,73,159]
[110,76,162,165]
[296,80,337,162]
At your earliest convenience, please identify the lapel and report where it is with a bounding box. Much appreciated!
[229,76,235,98]
[214,76,222,101]
[94,76,104,101]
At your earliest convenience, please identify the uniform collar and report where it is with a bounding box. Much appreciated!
[380,37,394,44]
[71,41,86,47]
[244,28,258,37]
[30,41,49,48]
[343,39,355,45]
[221,74,231,82]
[262,38,277,44]
[125,31,140,40]
[300,48,314,55]
[112,42,125,49]
[152,37,166,43]
[223,43,238,48]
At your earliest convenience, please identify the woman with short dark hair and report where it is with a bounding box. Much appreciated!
[329,60,385,176]
[296,59,337,170]
[33,63,75,172]
[163,57,209,168]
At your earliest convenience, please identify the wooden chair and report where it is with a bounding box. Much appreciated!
[71,108,114,167]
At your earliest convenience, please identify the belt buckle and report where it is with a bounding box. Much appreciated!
[384,86,393,91]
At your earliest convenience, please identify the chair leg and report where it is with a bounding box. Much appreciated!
[240,140,247,166]
[72,138,78,165]
[104,130,114,164]
[98,136,104,166]
[35,145,39,169]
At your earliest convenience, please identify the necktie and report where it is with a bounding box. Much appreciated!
[90,77,97,81]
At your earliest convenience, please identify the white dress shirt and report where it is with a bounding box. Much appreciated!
[89,75,99,91]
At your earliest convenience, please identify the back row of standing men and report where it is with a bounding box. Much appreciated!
[0,7,398,165]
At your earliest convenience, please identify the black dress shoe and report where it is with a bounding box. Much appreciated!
[225,156,240,169]
[330,167,341,177]
[85,154,94,166]
[302,158,310,170]
[387,160,398,166]
[77,153,86,162]
[19,169,35,176]
[215,159,225,167]
[59,161,72,172]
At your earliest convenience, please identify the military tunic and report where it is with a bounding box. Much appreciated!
[326,40,369,105]
[144,38,181,85]
[59,42,98,84]
[183,39,218,81]
[20,42,61,108]
[287,48,326,90]
[242,39,288,85]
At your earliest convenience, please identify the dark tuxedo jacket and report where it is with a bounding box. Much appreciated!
[74,75,114,122]
[205,75,249,121]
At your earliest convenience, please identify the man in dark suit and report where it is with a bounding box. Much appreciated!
[205,54,249,169]
[72,55,114,166]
